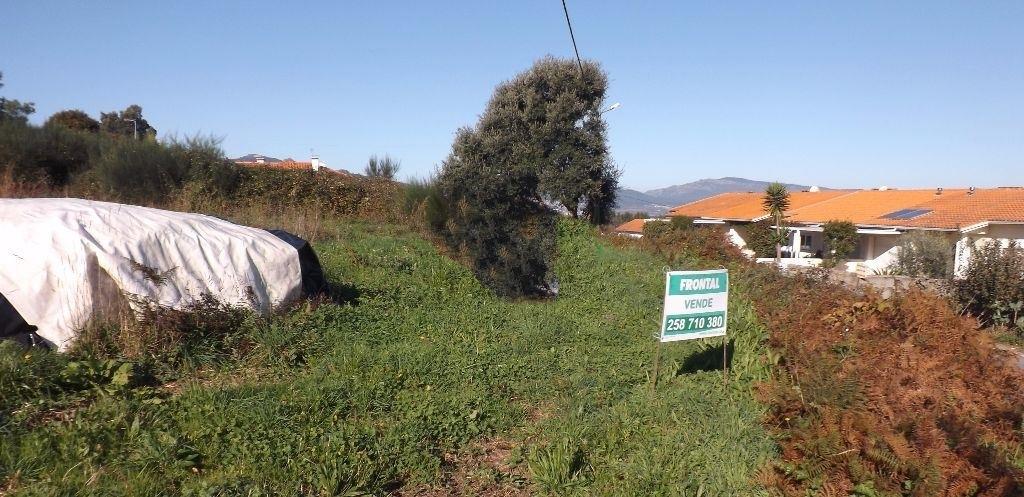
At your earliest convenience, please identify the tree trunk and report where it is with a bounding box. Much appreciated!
[564,201,579,219]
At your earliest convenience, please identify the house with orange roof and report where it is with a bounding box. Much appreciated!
[614,186,1024,275]
[233,154,352,176]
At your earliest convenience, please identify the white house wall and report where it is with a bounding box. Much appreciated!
[955,224,1024,277]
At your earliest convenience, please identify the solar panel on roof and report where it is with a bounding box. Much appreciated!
[882,208,932,220]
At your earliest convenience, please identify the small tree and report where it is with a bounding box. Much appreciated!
[952,240,1024,326]
[435,57,615,297]
[45,109,100,132]
[745,219,783,258]
[894,231,954,278]
[762,182,790,262]
[822,220,858,266]
[364,154,401,179]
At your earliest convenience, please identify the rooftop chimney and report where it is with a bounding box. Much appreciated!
[311,156,320,172]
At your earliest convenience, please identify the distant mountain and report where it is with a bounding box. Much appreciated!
[614,188,677,214]
[615,177,814,215]
[232,154,282,163]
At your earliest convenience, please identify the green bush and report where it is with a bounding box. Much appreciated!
[669,215,694,231]
[228,168,399,220]
[435,56,617,298]
[822,220,858,266]
[744,219,782,258]
[0,120,98,186]
[438,140,557,297]
[952,240,1024,324]
[401,176,447,231]
[641,219,744,267]
[89,136,192,202]
[894,230,954,278]
[364,154,400,179]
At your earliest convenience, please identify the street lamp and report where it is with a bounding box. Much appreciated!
[124,118,138,140]
[601,102,621,114]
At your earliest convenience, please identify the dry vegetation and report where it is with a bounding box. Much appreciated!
[754,277,1024,496]
[635,222,1024,496]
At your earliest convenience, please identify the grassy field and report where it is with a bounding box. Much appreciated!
[1,220,776,496]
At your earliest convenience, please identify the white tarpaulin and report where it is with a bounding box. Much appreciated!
[0,198,304,350]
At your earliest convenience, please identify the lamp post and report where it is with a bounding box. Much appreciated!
[601,102,621,114]
[124,118,138,140]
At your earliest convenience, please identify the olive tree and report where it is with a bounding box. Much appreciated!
[435,57,618,297]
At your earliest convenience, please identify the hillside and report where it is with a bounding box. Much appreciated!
[616,177,812,215]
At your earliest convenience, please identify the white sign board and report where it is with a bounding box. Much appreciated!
[659,269,728,342]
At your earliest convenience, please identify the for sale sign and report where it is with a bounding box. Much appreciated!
[660,269,728,342]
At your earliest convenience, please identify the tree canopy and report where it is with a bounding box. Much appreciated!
[481,56,619,223]
[822,220,858,264]
[100,105,156,139]
[434,57,618,297]
[45,109,100,132]
[0,72,35,124]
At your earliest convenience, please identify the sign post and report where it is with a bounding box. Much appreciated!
[651,269,729,389]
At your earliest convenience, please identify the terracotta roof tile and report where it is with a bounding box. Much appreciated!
[666,187,1024,230]
[614,218,648,234]
[668,190,851,221]
[864,188,1024,229]
[237,160,313,171]
[787,189,954,225]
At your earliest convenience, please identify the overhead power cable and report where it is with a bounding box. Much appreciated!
[561,0,585,76]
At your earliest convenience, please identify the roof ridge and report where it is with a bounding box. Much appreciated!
[784,190,859,216]
[667,191,746,213]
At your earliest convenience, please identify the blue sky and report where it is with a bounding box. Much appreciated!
[2,1,1021,190]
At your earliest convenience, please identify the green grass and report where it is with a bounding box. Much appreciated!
[0,220,776,496]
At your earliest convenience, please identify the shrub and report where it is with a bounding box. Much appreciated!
[952,240,1024,324]
[641,219,744,267]
[894,230,954,278]
[741,263,1024,495]
[822,220,857,265]
[401,176,447,231]
[45,109,100,132]
[438,142,557,297]
[229,168,399,221]
[71,294,256,374]
[669,215,694,230]
[88,135,190,203]
[434,57,616,297]
[0,120,98,186]
[364,154,400,179]
[744,219,783,258]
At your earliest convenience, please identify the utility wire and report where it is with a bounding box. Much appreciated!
[561,0,585,76]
